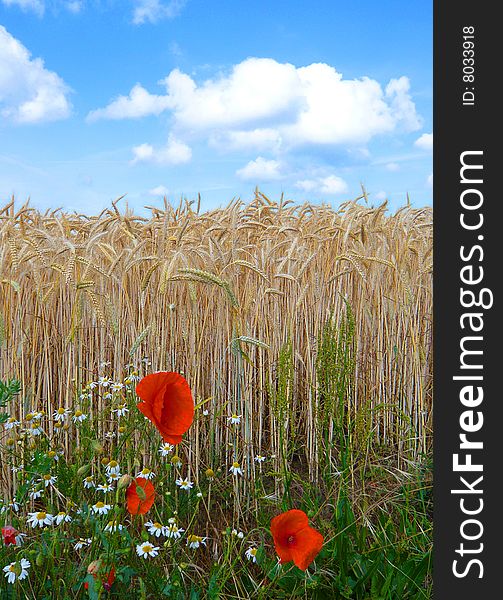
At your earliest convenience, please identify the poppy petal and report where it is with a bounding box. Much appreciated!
[136,372,171,405]
[126,477,155,515]
[270,509,309,541]
[136,372,194,443]
[161,432,183,445]
[159,373,194,437]
[290,526,324,570]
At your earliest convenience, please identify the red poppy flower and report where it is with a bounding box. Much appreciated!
[270,509,323,571]
[126,477,155,515]
[136,372,194,445]
[2,525,19,546]
[85,562,115,591]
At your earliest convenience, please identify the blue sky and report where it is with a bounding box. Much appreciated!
[0,1,432,214]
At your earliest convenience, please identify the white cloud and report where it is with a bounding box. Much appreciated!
[375,191,387,201]
[132,0,187,25]
[210,128,283,152]
[384,76,422,132]
[414,132,433,152]
[385,162,400,172]
[295,174,348,195]
[90,58,421,150]
[1,0,44,15]
[0,26,71,123]
[427,173,433,188]
[149,185,169,196]
[131,134,192,165]
[87,84,171,121]
[1,0,82,14]
[236,157,283,181]
[65,0,82,13]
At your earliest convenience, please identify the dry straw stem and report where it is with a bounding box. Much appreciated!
[0,193,432,490]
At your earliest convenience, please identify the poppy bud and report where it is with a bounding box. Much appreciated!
[92,441,104,454]
[87,559,102,575]
[77,464,91,477]
[118,474,132,490]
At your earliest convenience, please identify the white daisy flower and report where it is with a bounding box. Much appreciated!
[98,376,111,387]
[145,521,167,537]
[96,483,114,494]
[228,414,242,425]
[107,472,121,483]
[229,461,243,476]
[105,431,116,439]
[53,407,71,422]
[80,392,91,400]
[11,464,24,473]
[4,417,21,430]
[124,371,140,384]
[27,511,53,528]
[91,502,111,515]
[27,423,43,436]
[83,476,95,489]
[72,410,87,423]
[186,534,207,549]
[245,547,258,563]
[104,520,123,533]
[254,455,266,463]
[39,474,57,488]
[136,542,159,558]
[3,558,30,584]
[202,409,209,416]
[158,442,174,457]
[88,381,99,389]
[74,538,92,550]
[112,402,128,417]
[32,411,44,421]
[170,455,182,468]
[141,357,151,365]
[103,392,112,400]
[175,478,193,491]
[111,383,125,393]
[166,520,184,539]
[15,532,27,546]
[0,501,20,514]
[136,468,155,480]
[232,529,244,539]
[54,511,72,525]
[105,460,120,475]
[29,489,43,500]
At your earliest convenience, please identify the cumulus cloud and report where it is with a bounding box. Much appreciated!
[236,157,283,182]
[149,185,169,196]
[295,175,348,195]
[385,162,400,172]
[132,0,187,25]
[210,128,283,153]
[89,58,421,150]
[87,84,171,121]
[415,132,433,152]
[0,26,71,123]
[131,134,192,165]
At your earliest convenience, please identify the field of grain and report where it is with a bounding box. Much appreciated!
[0,192,433,599]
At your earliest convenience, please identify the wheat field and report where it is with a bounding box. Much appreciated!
[0,191,432,492]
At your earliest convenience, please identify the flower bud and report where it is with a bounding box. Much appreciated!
[117,474,132,490]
